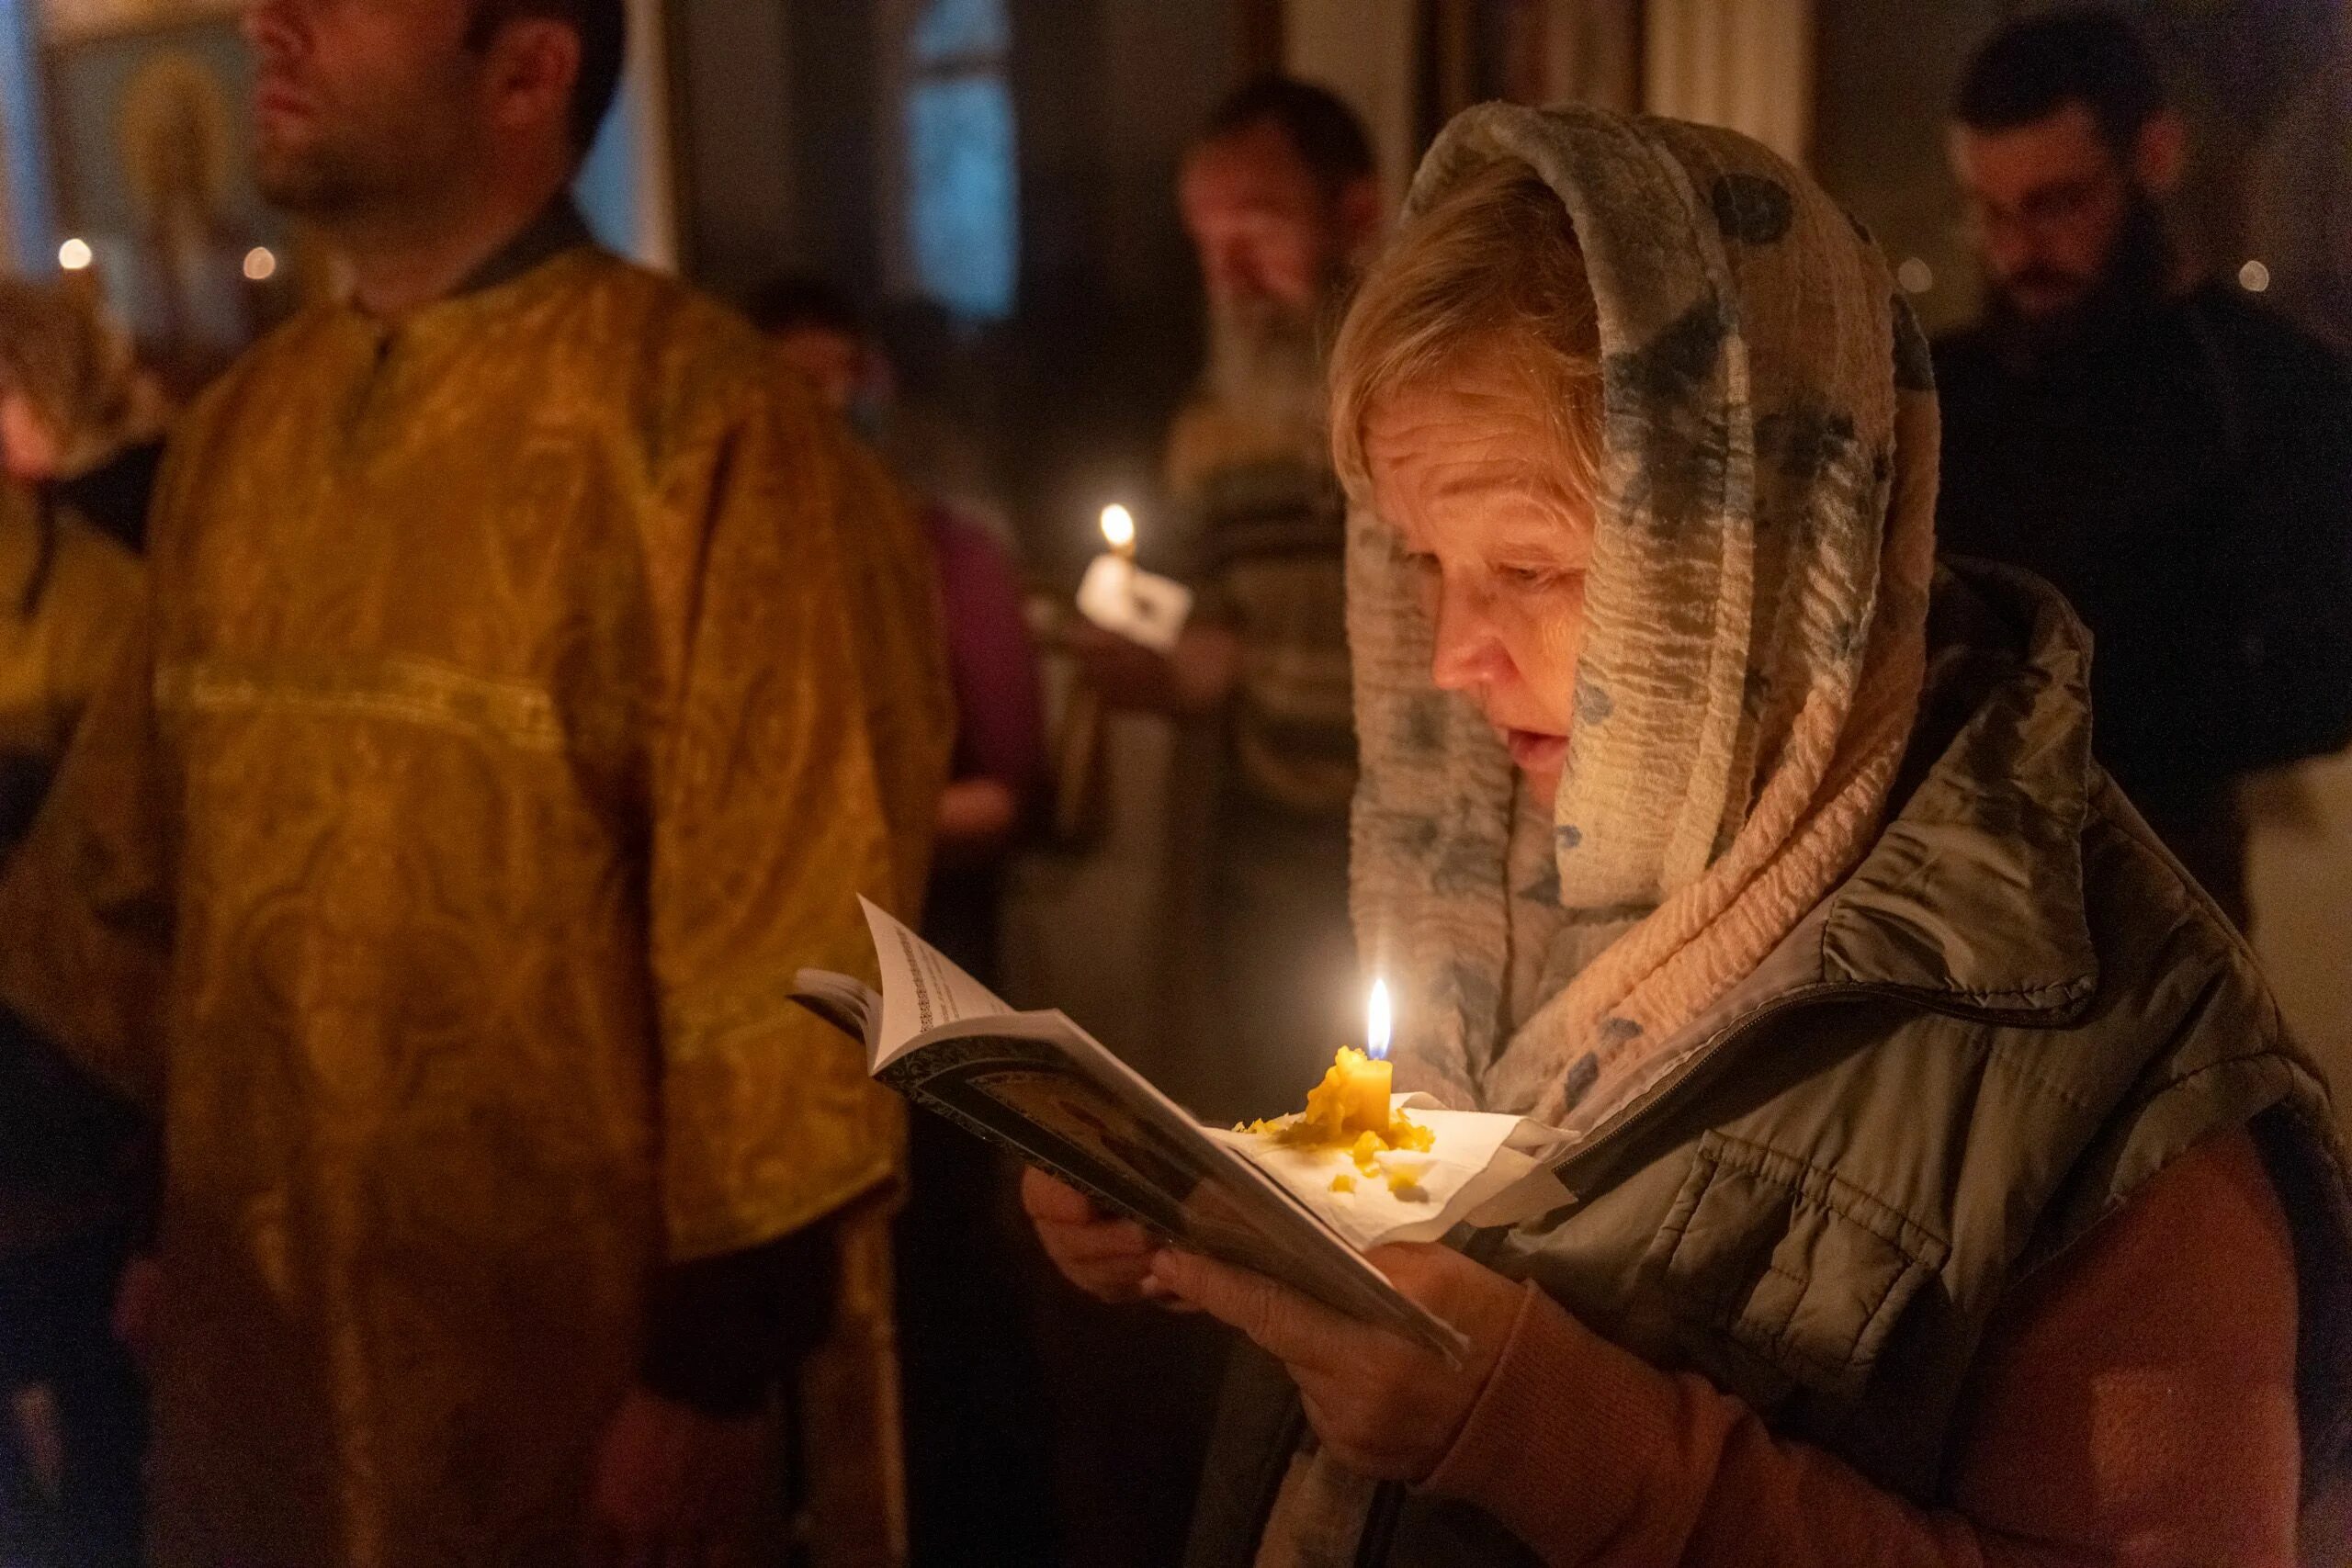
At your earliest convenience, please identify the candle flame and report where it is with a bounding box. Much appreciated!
[1366,979,1392,1062]
[1100,503,1136,552]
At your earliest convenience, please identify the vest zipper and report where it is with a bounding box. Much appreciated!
[1355,1478,1405,1567]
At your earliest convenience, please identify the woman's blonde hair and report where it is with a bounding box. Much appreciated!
[1329,158,1603,508]
[0,280,157,476]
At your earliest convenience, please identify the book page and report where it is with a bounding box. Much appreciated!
[861,897,1015,1067]
[787,968,882,1058]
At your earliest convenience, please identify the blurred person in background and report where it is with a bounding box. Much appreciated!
[757,275,1058,1568]
[0,279,153,1568]
[1936,6,2352,930]
[0,280,167,554]
[1045,88,1383,1560]
[0,1,950,1563]
[755,276,1046,990]
[1073,74,1385,1125]
[0,281,153,800]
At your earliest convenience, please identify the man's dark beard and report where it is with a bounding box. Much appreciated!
[255,153,367,219]
[1985,193,2176,375]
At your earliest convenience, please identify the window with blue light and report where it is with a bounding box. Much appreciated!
[904,0,1016,321]
[0,0,57,273]
[912,0,1009,60]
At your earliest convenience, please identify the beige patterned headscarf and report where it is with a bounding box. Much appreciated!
[1349,104,1939,1130]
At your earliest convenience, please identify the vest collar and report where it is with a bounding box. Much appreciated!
[1551,565,2106,1187]
[1814,561,2101,1021]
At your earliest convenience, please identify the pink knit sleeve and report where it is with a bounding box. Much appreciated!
[1421,1130,2301,1567]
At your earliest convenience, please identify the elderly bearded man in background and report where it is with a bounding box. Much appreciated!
[1075,75,1385,1125]
[0,1,950,1563]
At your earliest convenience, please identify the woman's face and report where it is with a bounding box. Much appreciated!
[1366,356,1594,802]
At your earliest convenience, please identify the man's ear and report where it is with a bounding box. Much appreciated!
[1334,175,1385,264]
[482,17,582,147]
[2132,109,2187,197]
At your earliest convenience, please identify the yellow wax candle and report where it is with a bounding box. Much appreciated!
[1300,1046,1393,1139]
[1338,1048,1393,1132]
[1241,980,1436,1161]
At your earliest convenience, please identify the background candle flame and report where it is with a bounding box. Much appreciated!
[1100,503,1136,552]
[1366,978,1392,1061]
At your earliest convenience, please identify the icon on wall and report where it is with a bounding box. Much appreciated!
[44,16,293,388]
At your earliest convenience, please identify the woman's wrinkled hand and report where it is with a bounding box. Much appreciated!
[1148,1242,1527,1482]
[1021,1168,1159,1304]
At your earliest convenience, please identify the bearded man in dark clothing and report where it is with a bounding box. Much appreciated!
[1934,6,2352,929]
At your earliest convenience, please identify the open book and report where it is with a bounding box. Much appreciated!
[793,899,1468,1361]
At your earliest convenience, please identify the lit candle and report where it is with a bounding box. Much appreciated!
[1099,503,1138,606]
[1241,976,1433,1162]
[1076,501,1191,652]
[1100,502,1136,560]
[1295,980,1394,1139]
[1343,978,1396,1128]
[1295,1047,1391,1140]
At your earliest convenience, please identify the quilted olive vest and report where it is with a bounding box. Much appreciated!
[1186,565,2352,1568]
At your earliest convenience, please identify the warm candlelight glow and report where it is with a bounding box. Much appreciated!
[243,246,278,282]
[1099,503,1136,556]
[57,238,92,272]
[1237,976,1431,1165]
[1244,1042,1434,1166]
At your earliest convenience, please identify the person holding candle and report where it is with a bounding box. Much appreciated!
[1071,75,1388,1127]
[1027,101,2352,1566]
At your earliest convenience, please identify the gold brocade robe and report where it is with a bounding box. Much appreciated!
[0,243,949,1566]
[0,484,143,775]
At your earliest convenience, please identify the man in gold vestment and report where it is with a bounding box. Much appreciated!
[0,2,949,1562]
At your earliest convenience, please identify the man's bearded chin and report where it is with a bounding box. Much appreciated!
[256,117,457,223]
[1988,192,2175,371]
[255,138,370,219]
[1204,288,1334,451]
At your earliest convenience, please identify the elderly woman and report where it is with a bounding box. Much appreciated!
[1025,105,2352,1566]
